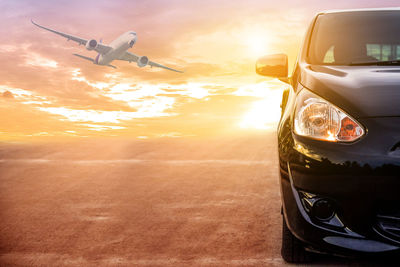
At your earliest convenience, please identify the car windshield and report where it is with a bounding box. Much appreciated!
[308,11,400,65]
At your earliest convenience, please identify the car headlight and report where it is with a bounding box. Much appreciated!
[294,88,365,142]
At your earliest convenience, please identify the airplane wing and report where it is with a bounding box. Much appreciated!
[148,61,183,73]
[118,51,183,73]
[118,51,139,62]
[31,19,112,55]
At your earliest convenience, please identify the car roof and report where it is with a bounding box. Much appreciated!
[319,7,400,15]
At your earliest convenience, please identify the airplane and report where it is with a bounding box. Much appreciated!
[31,20,183,73]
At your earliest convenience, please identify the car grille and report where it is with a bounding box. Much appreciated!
[376,211,400,242]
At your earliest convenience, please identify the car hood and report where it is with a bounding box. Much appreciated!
[299,64,400,118]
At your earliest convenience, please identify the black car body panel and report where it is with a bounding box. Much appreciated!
[279,101,400,255]
[277,9,400,258]
[300,65,400,118]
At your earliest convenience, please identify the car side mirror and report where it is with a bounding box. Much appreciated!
[256,54,288,78]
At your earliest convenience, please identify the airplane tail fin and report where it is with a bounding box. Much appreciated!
[73,53,117,69]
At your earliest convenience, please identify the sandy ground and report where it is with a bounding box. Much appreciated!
[0,133,395,266]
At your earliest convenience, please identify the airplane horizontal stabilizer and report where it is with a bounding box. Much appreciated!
[73,53,94,62]
[73,54,116,69]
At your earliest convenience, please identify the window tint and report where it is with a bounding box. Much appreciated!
[309,11,400,65]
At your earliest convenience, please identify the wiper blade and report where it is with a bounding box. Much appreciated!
[349,60,400,66]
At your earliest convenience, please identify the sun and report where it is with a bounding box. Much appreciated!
[245,33,271,58]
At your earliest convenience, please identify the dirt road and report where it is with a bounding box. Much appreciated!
[0,133,392,266]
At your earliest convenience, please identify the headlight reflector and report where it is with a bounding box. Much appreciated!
[294,89,364,142]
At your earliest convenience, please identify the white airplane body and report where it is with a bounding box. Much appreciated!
[31,20,182,72]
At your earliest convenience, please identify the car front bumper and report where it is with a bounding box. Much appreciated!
[279,117,400,257]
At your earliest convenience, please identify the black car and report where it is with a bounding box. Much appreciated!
[256,8,400,263]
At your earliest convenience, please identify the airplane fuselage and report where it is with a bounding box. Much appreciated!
[95,31,137,65]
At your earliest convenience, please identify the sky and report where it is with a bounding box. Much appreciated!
[0,0,398,141]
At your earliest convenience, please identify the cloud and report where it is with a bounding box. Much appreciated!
[37,107,175,123]
[24,53,58,68]
[81,124,126,131]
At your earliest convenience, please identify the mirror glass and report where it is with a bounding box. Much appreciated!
[256,54,288,77]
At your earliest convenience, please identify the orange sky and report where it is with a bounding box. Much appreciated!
[0,0,398,141]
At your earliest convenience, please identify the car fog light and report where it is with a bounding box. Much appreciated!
[312,199,335,221]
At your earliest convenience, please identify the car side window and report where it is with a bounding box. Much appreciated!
[323,46,335,63]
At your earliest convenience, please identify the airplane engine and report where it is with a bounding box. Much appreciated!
[86,39,98,51]
[137,56,149,67]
